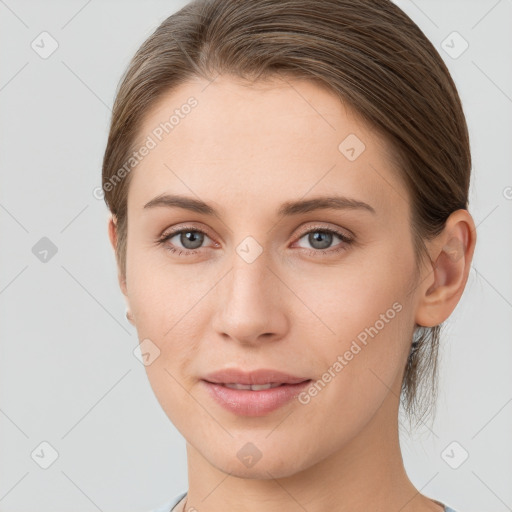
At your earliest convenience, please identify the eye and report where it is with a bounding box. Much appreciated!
[157,224,354,257]
[157,226,214,256]
[294,226,353,255]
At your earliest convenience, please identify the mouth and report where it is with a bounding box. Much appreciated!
[204,381,309,390]
[202,368,310,386]
[200,377,313,416]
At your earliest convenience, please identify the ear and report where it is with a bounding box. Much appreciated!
[107,214,128,297]
[414,209,477,328]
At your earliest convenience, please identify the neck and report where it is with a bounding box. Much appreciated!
[183,391,442,512]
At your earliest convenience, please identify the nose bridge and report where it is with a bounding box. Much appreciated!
[212,241,286,343]
[227,243,273,312]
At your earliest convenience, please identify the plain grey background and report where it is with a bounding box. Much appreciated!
[0,0,511,511]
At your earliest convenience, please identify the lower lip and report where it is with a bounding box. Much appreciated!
[201,380,312,416]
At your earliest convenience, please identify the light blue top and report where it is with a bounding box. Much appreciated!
[149,491,459,511]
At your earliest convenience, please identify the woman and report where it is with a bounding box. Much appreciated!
[101,1,476,510]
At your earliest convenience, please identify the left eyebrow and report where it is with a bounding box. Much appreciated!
[143,193,376,216]
[277,196,376,216]
[144,194,215,215]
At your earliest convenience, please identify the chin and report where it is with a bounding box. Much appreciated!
[211,454,305,480]
[195,435,313,480]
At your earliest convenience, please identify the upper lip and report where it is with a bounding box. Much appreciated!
[202,368,310,385]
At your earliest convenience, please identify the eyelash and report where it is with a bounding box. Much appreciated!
[157,224,354,258]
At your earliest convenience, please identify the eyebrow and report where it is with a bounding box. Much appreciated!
[143,194,376,216]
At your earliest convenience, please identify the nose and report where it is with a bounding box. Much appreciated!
[211,250,289,346]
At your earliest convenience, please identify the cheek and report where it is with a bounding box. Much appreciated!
[125,252,211,380]
[125,245,190,332]
[292,256,413,404]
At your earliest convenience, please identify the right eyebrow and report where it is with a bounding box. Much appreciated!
[143,193,377,217]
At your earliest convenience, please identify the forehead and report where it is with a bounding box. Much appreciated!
[128,74,409,219]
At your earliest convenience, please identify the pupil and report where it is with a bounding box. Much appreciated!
[309,231,332,250]
[181,231,203,250]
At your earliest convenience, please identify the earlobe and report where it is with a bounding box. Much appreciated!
[415,209,477,327]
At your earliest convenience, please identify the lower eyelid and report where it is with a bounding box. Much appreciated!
[295,230,351,248]
[159,227,352,253]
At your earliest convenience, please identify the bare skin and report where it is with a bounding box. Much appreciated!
[108,74,476,512]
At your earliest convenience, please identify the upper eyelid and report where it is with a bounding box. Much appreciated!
[162,222,350,237]
[161,223,353,247]
[295,223,353,239]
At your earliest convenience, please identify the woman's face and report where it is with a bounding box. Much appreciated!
[119,74,425,478]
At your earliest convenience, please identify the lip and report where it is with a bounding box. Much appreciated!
[201,368,311,416]
[202,368,309,386]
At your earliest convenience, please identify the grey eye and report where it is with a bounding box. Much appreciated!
[174,230,206,250]
[306,231,333,250]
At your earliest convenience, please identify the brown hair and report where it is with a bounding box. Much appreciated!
[102,0,471,423]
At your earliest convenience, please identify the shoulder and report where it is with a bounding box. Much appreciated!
[147,491,187,512]
[444,507,459,512]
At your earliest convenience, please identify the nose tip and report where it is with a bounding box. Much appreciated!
[211,259,288,346]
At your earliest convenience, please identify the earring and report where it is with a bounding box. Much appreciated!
[126,310,134,324]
